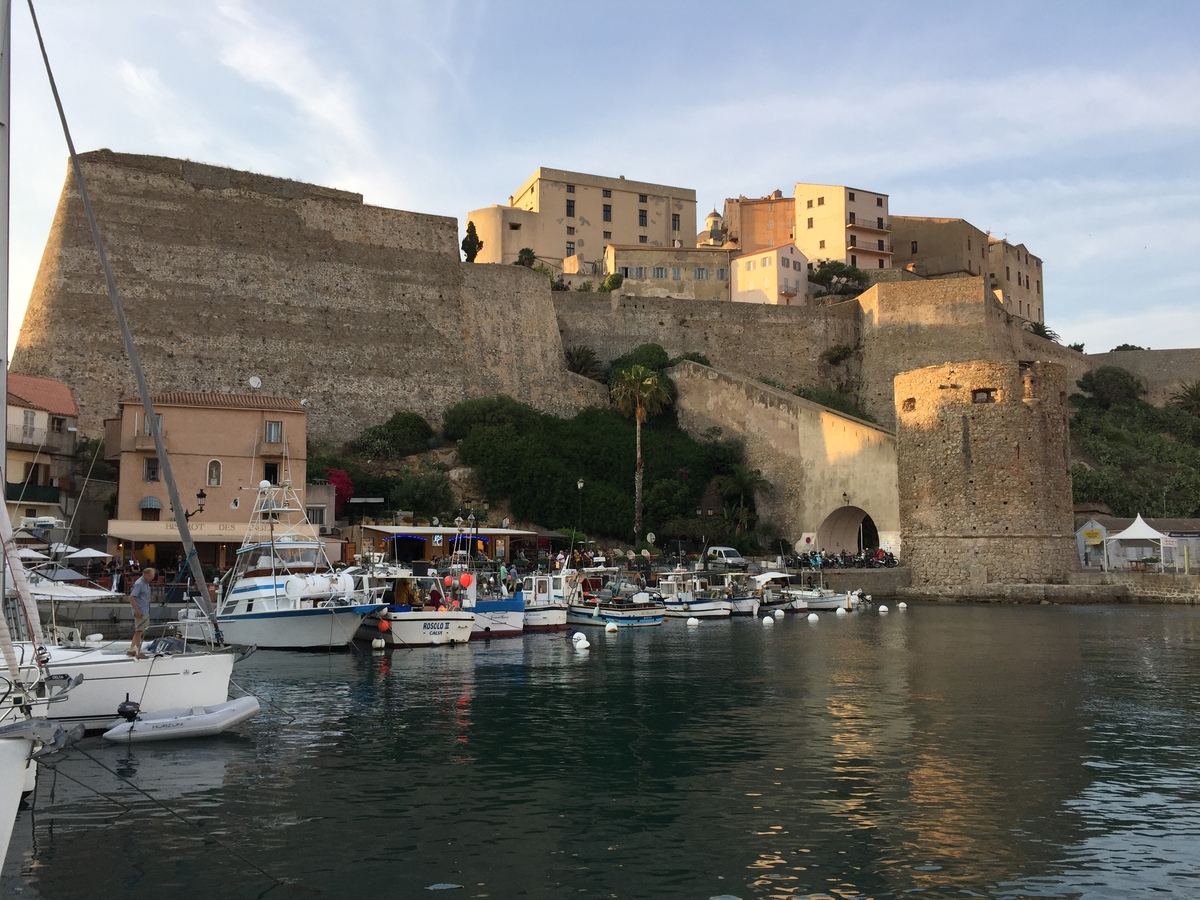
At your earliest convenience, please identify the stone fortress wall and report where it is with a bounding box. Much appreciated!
[893,361,1079,586]
[11,151,604,440]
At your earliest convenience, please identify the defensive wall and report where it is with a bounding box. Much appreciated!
[11,151,604,440]
[669,360,899,553]
[1082,349,1200,406]
[894,361,1078,586]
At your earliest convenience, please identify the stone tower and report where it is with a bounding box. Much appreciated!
[893,360,1078,586]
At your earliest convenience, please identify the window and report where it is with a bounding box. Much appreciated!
[972,389,996,404]
[566,199,575,217]
[851,254,857,267]
[876,197,883,207]
[653,267,667,279]
[762,256,771,267]
[848,191,855,201]
[819,239,825,249]
[306,506,326,526]
[265,420,283,443]
[716,267,728,280]
[694,267,710,280]
[141,506,161,522]
[207,460,222,487]
[603,231,612,240]
[508,222,521,231]
[638,209,647,227]
[567,226,575,235]
[902,398,916,412]
[878,239,884,250]
[967,237,972,251]
[807,262,814,271]
[767,219,774,230]
[672,267,681,280]
[638,235,647,244]
[566,184,575,193]
[877,217,884,229]
[817,196,824,206]
[566,241,575,255]
[50,417,64,433]
[144,457,159,482]
[603,204,612,222]
[639,194,647,203]
[878,260,884,268]
[849,235,857,247]
[618,266,631,277]
[142,413,162,436]
[1006,266,1011,281]
[634,266,646,279]
[781,257,790,269]
[806,199,813,209]
[602,189,611,198]
[807,217,814,229]
[672,213,680,231]
[849,212,856,224]
[745,260,756,271]
[264,462,280,484]
[1037,280,1041,294]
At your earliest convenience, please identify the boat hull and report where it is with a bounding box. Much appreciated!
[662,599,732,618]
[359,608,475,647]
[206,604,383,650]
[729,597,761,617]
[524,604,568,632]
[566,602,665,628]
[19,643,235,732]
[0,737,30,866]
[102,695,261,743]
[468,598,524,639]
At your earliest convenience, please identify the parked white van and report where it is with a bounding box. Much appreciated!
[705,546,748,570]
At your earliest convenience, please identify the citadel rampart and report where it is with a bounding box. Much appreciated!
[12,151,604,439]
[894,361,1078,586]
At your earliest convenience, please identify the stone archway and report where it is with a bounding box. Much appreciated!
[816,505,879,554]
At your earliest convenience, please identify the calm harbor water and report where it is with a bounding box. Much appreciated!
[5,602,1200,899]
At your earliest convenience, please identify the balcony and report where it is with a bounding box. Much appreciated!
[846,216,890,232]
[846,239,892,254]
[6,425,74,453]
[5,482,60,504]
[128,430,169,453]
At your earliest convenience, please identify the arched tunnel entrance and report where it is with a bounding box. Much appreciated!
[816,506,879,554]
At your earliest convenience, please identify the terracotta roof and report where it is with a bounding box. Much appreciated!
[118,392,306,411]
[734,242,805,257]
[1076,514,1200,534]
[7,373,79,417]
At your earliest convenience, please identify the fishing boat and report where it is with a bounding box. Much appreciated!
[445,551,523,639]
[186,480,386,650]
[356,568,474,648]
[656,572,732,618]
[518,571,568,631]
[753,571,810,613]
[565,570,665,628]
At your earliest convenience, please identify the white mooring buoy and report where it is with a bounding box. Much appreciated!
[762,616,774,626]
[879,605,889,614]
[835,607,848,617]
[898,602,908,610]
[686,617,700,627]
[807,613,819,623]
[572,632,587,643]
[575,637,591,650]
[773,609,785,619]
[371,638,386,650]
[605,622,618,633]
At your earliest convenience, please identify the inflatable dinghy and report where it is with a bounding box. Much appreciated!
[102,695,260,742]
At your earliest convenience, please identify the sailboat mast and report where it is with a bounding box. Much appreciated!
[1,0,12,643]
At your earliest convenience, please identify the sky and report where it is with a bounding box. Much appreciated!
[5,0,1200,355]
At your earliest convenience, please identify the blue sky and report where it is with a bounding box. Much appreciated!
[7,1,1199,354]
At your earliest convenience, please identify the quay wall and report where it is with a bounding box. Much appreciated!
[11,151,603,440]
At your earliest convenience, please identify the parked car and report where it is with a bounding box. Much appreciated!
[705,546,749,570]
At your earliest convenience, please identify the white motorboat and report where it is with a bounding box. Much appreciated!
[518,572,570,631]
[188,481,386,650]
[656,574,732,618]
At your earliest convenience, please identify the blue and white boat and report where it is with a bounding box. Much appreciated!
[565,573,665,628]
[186,481,385,650]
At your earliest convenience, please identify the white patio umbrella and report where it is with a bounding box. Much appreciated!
[65,547,112,561]
[16,547,49,560]
[48,542,80,556]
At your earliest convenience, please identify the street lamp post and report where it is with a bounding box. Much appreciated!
[176,488,207,521]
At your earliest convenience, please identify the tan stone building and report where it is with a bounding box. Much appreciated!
[5,373,79,525]
[718,190,795,254]
[103,392,315,572]
[731,243,808,306]
[468,167,697,271]
[890,217,990,280]
[591,244,732,301]
[988,237,1044,323]
[794,183,891,272]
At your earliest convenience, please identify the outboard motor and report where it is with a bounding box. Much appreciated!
[117,693,141,723]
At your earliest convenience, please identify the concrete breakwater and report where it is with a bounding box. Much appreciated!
[898,572,1200,604]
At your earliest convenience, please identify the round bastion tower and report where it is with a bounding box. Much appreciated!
[893,360,1079,587]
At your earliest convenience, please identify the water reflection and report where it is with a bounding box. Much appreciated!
[5,606,1200,898]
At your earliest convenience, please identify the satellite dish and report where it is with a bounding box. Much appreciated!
[432,517,440,527]
[646,533,656,545]
[230,497,239,510]
[248,376,262,390]
[641,549,651,558]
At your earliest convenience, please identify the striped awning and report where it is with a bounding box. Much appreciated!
[138,496,163,510]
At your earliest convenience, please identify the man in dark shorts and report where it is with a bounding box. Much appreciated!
[127,566,156,658]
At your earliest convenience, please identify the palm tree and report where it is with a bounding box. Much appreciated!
[609,365,671,543]
[1169,380,1200,417]
[714,465,772,535]
[1028,321,1060,342]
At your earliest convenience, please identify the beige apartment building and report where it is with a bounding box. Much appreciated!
[731,243,809,305]
[467,167,697,271]
[719,190,795,254]
[5,373,79,527]
[988,237,1044,323]
[593,245,733,301]
[794,183,891,272]
[104,392,318,572]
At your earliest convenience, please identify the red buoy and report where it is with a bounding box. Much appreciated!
[378,619,391,632]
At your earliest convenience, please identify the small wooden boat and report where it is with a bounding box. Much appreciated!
[101,695,260,743]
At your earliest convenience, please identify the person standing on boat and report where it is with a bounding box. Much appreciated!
[127,566,156,658]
